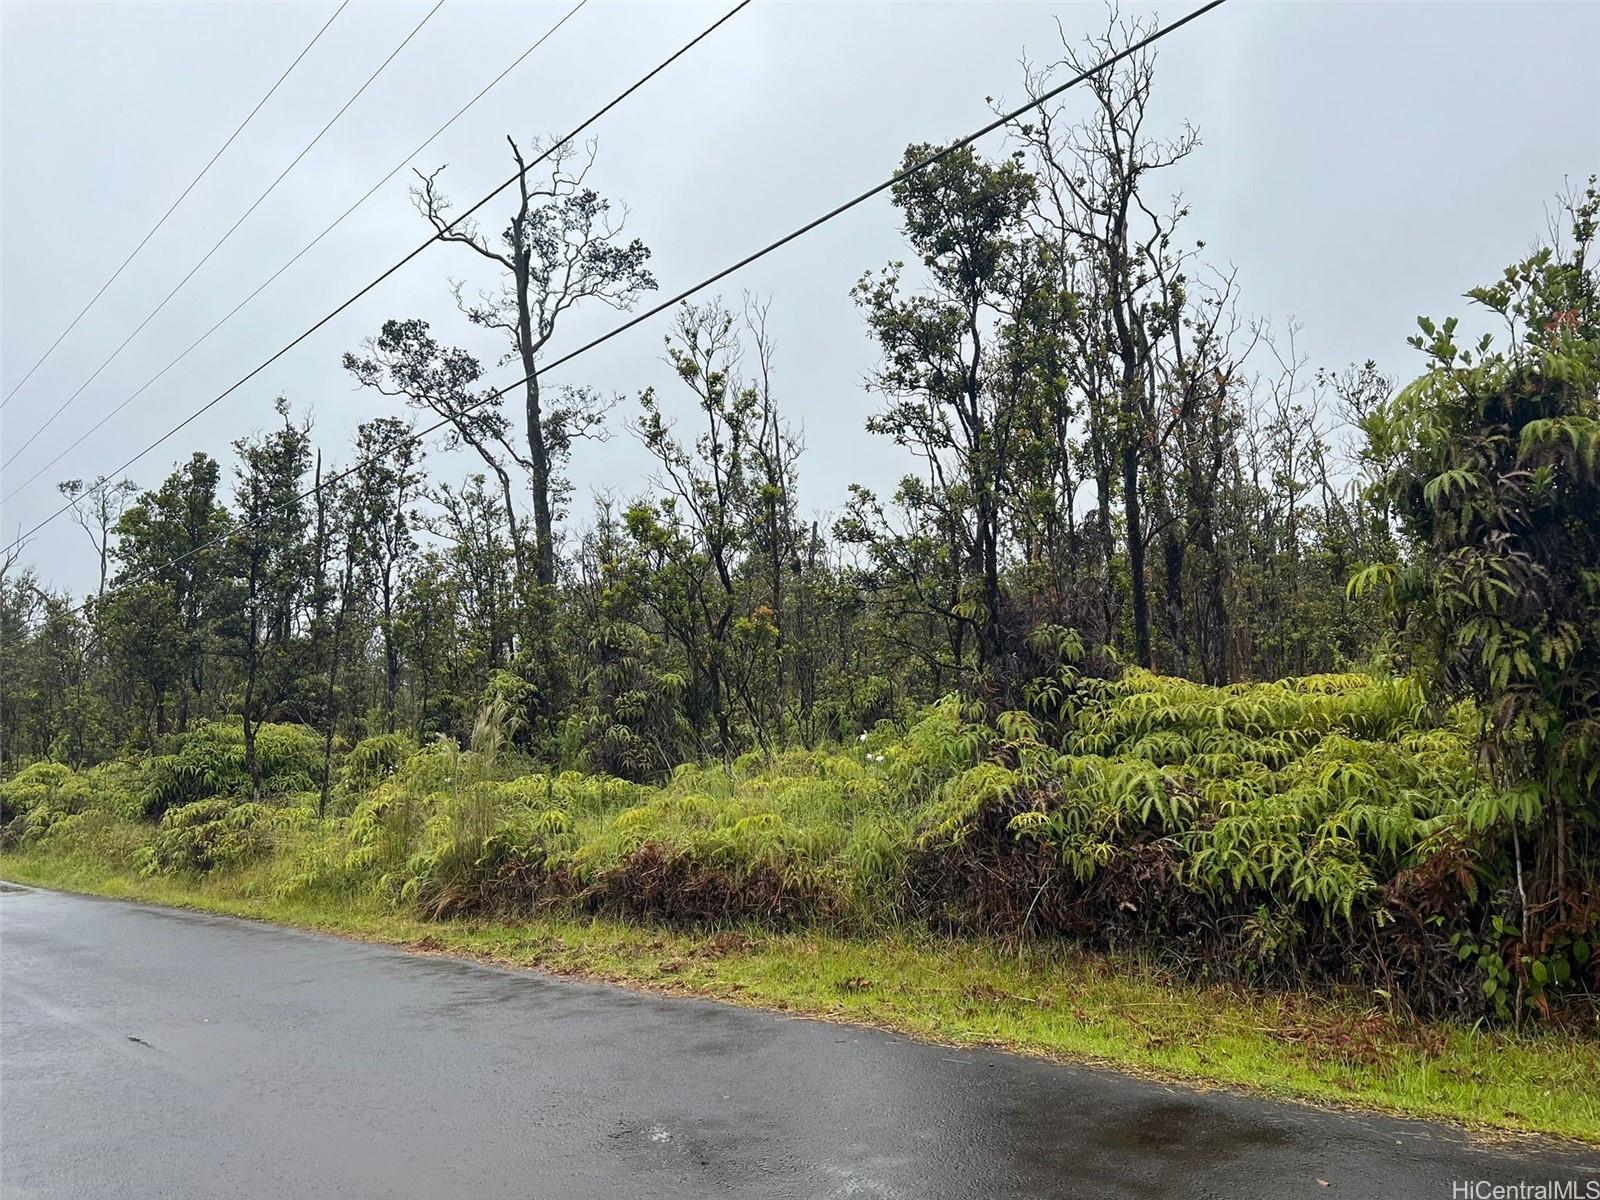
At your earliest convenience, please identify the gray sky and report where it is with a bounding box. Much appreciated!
[3,0,1597,596]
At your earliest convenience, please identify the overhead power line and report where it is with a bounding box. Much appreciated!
[1,0,590,507]
[0,1,350,409]
[0,0,751,550]
[0,0,1227,648]
[0,0,445,472]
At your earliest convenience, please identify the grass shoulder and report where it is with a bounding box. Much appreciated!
[5,848,1595,1146]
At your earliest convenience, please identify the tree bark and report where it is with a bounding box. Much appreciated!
[1121,442,1152,669]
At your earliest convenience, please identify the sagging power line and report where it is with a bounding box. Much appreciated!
[1,0,445,473]
[1,0,590,508]
[0,0,1228,651]
[0,0,752,554]
[0,0,350,409]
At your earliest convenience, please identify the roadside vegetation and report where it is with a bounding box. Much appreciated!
[3,9,1597,1143]
[6,662,1599,1140]
[3,666,1591,1024]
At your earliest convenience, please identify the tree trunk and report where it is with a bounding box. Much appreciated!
[1163,528,1188,677]
[513,260,556,588]
[243,560,262,802]
[383,592,399,736]
[319,581,351,820]
[1121,443,1152,669]
[980,500,1003,671]
[242,655,260,801]
[1094,465,1117,644]
[768,495,786,733]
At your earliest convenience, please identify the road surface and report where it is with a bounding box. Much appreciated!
[1,884,1595,1198]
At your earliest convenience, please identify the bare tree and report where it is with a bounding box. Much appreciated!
[344,318,528,585]
[56,475,137,601]
[1017,11,1200,669]
[413,136,655,586]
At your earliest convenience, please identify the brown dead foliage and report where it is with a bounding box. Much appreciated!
[1361,836,1484,1016]
[1267,1002,1445,1067]
[905,794,1195,943]
[581,842,834,928]
[417,859,579,921]
[691,930,756,960]
[902,788,1565,1020]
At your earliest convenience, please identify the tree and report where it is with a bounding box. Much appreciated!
[0,575,99,765]
[740,298,805,739]
[851,141,1039,682]
[413,137,655,586]
[345,319,527,587]
[628,302,771,754]
[1016,12,1202,669]
[423,474,522,674]
[110,454,232,736]
[352,418,423,735]
[565,496,691,778]
[396,548,460,741]
[0,546,37,762]
[232,401,313,800]
[313,465,364,819]
[56,476,136,602]
[1355,180,1600,1013]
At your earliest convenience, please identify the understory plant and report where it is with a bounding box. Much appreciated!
[1353,180,1600,1019]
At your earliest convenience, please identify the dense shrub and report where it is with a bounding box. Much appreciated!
[566,756,913,926]
[135,797,312,876]
[396,782,573,917]
[904,671,1582,1014]
[285,719,632,914]
[1,761,89,826]
[1356,201,1600,1020]
[341,733,414,792]
[0,760,145,848]
[1,761,93,845]
[286,751,903,926]
[9,674,1590,1020]
[572,792,843,924]
[143,722,323,816]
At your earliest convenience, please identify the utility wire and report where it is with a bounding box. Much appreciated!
[1,0,590,507]
[0,0,1226,647]
[0,0,751,550]
[0,0,444,472]
[0,1,350,410]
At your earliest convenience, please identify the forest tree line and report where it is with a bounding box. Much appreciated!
[0,18,1588,806]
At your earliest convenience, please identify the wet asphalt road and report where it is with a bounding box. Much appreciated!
[1,886,1595,1200]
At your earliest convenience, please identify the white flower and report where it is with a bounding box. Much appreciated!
[858,733,868,742]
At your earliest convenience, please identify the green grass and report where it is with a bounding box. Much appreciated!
[5,847,1596,1145]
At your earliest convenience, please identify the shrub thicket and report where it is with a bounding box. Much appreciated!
[906,671,1540,1013]
[143,722,322,817]
[3,683,1594,1020]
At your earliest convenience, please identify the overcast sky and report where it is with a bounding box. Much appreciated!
[3,0,1597,595]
